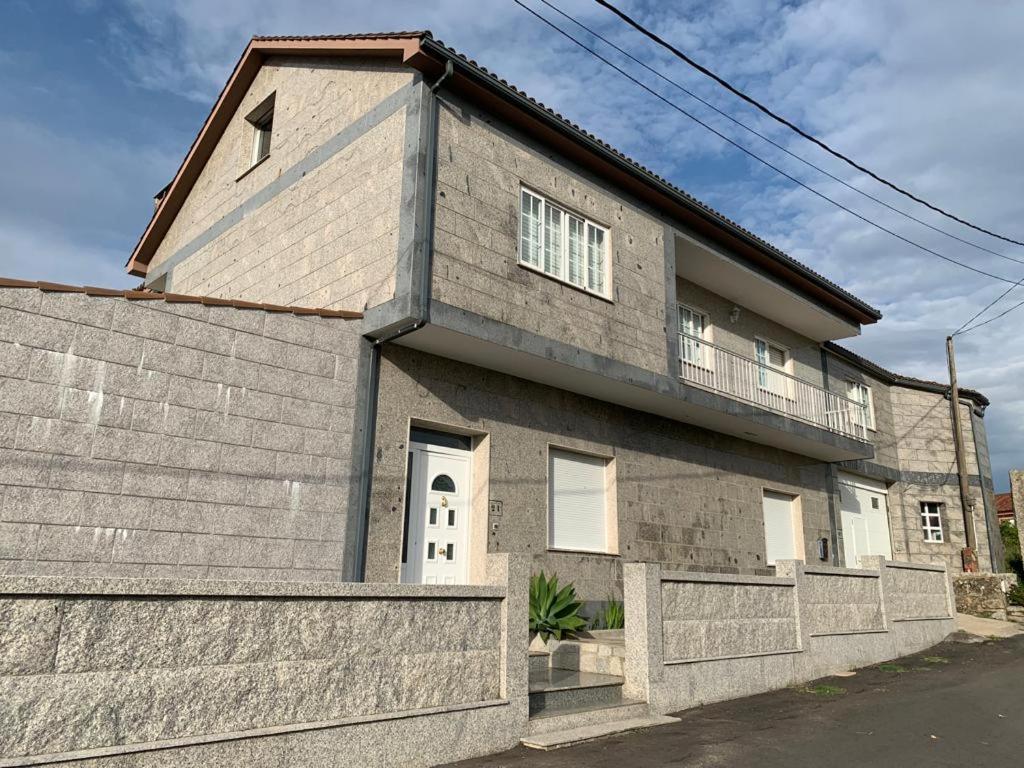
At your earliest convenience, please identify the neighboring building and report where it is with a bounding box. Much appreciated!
[996,492,1015,525]
[0,33,1001,594]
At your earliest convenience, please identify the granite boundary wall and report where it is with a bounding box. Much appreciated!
[0,288,364,581]
[0,553,529,767]
[623,558,954,714]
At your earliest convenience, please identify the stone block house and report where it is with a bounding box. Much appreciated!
[0,32,1003,596]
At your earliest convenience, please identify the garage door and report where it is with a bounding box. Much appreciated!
[838,473,892,568]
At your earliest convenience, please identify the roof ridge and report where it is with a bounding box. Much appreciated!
[0,277,362,319]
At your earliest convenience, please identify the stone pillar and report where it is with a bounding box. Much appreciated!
[622,561,663,703]
[1011,471,1024,571]
[859,556,892,629]
[487,553,530,730]
[773,560,806,651]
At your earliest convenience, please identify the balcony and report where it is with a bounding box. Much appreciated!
[678,332,869,441]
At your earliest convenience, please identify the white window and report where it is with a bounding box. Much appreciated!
[246,93,275,168]
[920,502,944,542]
[846,380,875,430]
[520,188,610,297]
[678,304,709,367]
[755,338,791,396]
[762,490,801,565]
[548,448,611,552]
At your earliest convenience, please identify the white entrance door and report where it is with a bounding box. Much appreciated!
[402,442,472,585]
[838,473,893,567]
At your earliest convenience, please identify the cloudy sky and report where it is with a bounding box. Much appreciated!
[1,0,1021,491]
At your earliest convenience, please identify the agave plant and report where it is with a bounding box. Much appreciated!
[590,597,625,630]
[529,571,586,642]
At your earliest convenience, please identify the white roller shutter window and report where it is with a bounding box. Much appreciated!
[762,490,797,565]
[549,449,608,552]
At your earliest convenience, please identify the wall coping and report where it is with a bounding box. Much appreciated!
[660,570,795,587]
[802,564,880,578]
[882,560,948,573]
[0,576,506,600]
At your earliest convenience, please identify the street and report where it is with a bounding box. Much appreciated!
[447,634,1024,768]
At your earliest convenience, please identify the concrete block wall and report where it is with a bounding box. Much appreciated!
[148,57,414,312]
[369,345,833,600]
[0,553,530,767]
[431,94,670,375]
[0,288,363,580]
[624,557,954,715]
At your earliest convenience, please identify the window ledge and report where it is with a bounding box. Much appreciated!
[547,547,620,557]
[517,262,613,304]
[236,154,270,182]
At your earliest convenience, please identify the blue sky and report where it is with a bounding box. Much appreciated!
[1,0,1021,492]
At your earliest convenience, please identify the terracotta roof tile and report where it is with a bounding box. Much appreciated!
[0,278,362,319]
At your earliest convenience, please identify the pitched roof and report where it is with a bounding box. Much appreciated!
[126,31,880,326]
[995,492,1014,518]
[824,341,989,408]
[0,278,362,319]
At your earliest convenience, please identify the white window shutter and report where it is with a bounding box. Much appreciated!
[549,449,607,552]
[762,491,797,565]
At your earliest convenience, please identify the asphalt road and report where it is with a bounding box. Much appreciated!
[446,634,1024,768]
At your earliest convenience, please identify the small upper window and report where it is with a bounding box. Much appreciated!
[920,502,943,542]
[519,188,610,298]
[431,474,456,493]
[246,93,275,168]
[846,380,876,431]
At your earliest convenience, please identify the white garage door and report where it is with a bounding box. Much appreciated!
[838,473,892,568]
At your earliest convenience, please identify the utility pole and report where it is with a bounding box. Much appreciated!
[946,335,978,572]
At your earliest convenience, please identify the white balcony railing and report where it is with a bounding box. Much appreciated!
[678,333,869,440]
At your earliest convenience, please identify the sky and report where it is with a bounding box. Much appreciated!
[0,0,1021,492]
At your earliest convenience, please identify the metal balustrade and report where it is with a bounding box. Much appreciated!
[678,332,869,440]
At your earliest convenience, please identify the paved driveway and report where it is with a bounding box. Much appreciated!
[446,634,1024,768]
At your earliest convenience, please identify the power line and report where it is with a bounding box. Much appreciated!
[511,0,1023,287]
[592,0,1024,250]
[952,279,1024,335]
[536,0,1024,268]
[957,293,1024,335]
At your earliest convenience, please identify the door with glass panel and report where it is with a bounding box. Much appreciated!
[402,442,472,585]
[755,338,791,404]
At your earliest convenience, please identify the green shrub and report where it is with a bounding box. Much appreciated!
[529,571,586,642]
[590,597,625,630]
[1001,521,1023,581]
[1008,583,1024,607]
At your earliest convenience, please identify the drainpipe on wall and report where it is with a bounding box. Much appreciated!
[350,60,453,582]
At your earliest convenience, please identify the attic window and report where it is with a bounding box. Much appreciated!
[246,93,275,168]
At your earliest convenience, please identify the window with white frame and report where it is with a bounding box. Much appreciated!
[755,338,791,396]
[846,380,876,430]
[246,93,275,168]
[677,304,709,368]
[548,448,611,552]
[520,188,609,297]
[920,502,944,542]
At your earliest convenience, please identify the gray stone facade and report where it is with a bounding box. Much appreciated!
[0,288,363,580]
[368,345,833,600]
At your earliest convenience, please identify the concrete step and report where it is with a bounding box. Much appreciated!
[529,651,550,677]
[520,714,680,750]
[528,669,624,717]
[527,699,650,736]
